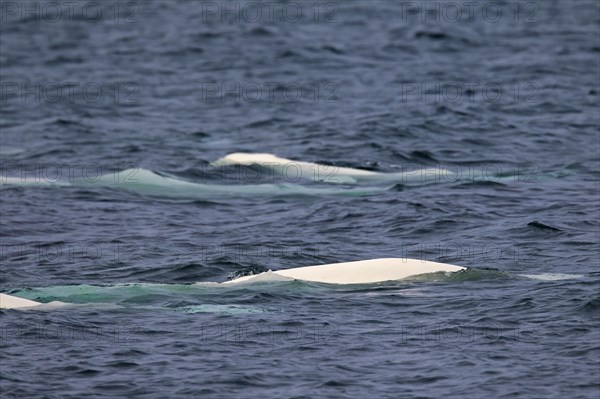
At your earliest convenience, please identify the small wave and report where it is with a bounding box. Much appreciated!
[527,221,562,232]
[0,146,24,156]
[227,266,271,280]
[222,270,295,285]
[578,297,600,314]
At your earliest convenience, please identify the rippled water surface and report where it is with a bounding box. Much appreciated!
[1,1,599,398]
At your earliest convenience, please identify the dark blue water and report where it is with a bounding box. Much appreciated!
[1,0,599,397]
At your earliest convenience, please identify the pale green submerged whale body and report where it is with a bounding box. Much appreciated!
[213,153,453,184]
[0,168,383,197]
[0,154,447,197]
[0,258,466,310]
[76,169,381,197]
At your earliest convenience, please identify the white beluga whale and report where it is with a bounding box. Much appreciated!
[0,293,44,309]
[212,153,454,184]
[223,258,465,285]
[0,258,466,310]
[0,293,68,310]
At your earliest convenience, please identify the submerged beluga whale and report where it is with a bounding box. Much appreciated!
[0,258,466,310]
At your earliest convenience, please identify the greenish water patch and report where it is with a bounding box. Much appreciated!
[403,268,513,282]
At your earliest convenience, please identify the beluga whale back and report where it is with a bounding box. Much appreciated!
[223,258,466,285]
[213,152,453,184]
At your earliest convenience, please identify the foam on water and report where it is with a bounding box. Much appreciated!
[175,304,268,314]
[519,273,586,281]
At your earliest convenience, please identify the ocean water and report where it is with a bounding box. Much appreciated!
[1,0,599,398]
